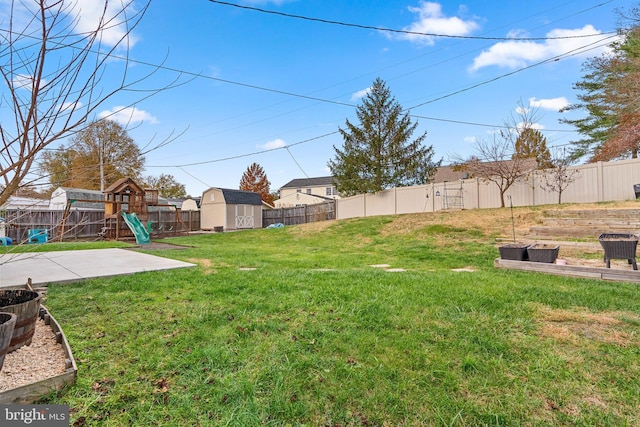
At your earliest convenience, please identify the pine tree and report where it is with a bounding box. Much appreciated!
[562,24,640,161]
[239,163,274,205]
[328,78,440,196]
[513,128,553,169]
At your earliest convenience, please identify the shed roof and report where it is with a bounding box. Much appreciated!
[280,176,335,189]
[205,188,262,206]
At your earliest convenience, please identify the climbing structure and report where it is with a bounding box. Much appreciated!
[102,177,148,240]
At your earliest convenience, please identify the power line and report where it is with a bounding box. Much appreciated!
[206,0,616,42]
[147,131,339,168]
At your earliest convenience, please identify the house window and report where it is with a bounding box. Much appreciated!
[296,189,301,193]
[210,193,215,202]
[325,187,332,196]
[306,189,312,194]
[326,187,337,196]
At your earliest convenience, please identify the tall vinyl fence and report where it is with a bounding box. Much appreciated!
[336,158,640,220]
[263,201,335,227]
[1,209,201,243]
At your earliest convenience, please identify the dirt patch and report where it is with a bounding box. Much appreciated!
[534,304,640,347]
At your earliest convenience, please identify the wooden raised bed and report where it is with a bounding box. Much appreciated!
[0,305,77,404]
[495,258,640,283]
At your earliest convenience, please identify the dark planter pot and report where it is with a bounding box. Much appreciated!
[0,312,17,372]
[598,233,639,270]
[0,290,42,353]
[499,244,530,261]
[527,244,560,263]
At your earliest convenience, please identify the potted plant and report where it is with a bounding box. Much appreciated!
[598,233,639,270]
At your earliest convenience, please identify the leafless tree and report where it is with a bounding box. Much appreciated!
[0,0,184,206]
[451,103,540,207]
[539,149,580,204]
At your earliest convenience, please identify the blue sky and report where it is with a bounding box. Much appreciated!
[26,1,633,196]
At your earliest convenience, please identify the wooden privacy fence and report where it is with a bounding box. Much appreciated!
[1,209,200,243]
[263,201,335,227]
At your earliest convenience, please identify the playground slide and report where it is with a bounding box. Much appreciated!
[121,212,150,245]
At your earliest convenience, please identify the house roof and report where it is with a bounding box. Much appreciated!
[204,188,263,206]
[431,166,468,183]
[280,176,335,189]
[58,187,104,198]
[432,159,539,183]
[104,177,144,194]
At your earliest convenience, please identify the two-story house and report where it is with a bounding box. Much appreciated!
[275,176,339,208]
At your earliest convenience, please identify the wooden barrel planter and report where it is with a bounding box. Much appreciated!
[0,312,17,372]
[0,290,42,353]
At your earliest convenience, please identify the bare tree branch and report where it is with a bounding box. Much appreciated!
[0,0,186,205]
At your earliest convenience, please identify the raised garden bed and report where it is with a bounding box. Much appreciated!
[598,233,638,270]
[0,305,77,404]
[526,244,560,263]
[495,257,640,283]
[499,244,530,261]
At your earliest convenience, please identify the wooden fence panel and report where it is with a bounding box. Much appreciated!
[263,201,335,227]
[1,209,200,243]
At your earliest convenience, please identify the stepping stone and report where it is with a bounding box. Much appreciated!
[370,264,391,268]
[385,268,406,272]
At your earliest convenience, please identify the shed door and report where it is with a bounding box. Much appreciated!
[235,205,254,229]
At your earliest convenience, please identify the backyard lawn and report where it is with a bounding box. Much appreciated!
[38,209,640,426]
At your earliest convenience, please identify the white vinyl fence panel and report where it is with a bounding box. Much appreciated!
[336,158,640,220]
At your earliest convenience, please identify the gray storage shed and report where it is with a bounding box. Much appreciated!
[201,188,263,231]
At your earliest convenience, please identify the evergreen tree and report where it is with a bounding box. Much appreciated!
[239,163,274,205]
[328,78,440,196]
[562,23,640,161]
[513,128,553,169]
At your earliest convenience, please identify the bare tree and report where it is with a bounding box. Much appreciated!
[451,104,539,207]
[539,149,580,204]
[0,0,183,206]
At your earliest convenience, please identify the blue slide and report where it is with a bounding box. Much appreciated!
[121,212,150,245]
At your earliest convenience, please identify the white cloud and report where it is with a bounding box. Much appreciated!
[351,87,372,101]
[470,25,612,71]
[60,101,84,112]
[515,106,528,116]
[12,74,38,90]
[463,136,477,144]
[529,96,570,111]
[261,138,287,150]
[98,106,159,125]
[0,0,140,48]
[70,0,140,48]
[516,122,544,132]
[397,2,480,45]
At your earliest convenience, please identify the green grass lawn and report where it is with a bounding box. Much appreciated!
[38,214,640,426]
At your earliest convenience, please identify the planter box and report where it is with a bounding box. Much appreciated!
[499,244,530,261]
[527,244,560,263]
[598,233,638,270]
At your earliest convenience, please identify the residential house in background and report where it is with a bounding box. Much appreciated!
[276,176,339,208]
[200,188,263,231]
